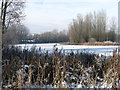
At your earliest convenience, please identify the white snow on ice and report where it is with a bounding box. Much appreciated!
[15,43,119,56]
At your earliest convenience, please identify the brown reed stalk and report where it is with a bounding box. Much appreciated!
[17,70,24,88]
[28,65,32,88]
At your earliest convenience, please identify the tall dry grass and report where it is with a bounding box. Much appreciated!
[2,46,120,88]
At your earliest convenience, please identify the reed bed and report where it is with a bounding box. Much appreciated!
[2,46,120,88]
[60,42,120,46]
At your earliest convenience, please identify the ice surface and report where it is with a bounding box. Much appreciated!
[15,43,119,56]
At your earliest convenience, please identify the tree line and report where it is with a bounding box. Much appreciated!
[68,10,118,43]
[23,30,69,43]
[22,10,118,44]
[1,0,118,45]
[26,10,118,44]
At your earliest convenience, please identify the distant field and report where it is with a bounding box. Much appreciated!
[60,42,120,46]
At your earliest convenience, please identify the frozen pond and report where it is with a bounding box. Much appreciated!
[16,43,119,57]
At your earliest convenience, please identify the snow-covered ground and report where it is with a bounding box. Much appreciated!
[15,43,119,57]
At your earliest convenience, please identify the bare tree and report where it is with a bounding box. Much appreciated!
[107,17,117,41]
[69,14,84,43]
[3,25,19,45]
[3,24,29,45]
[16,24,29,41]
[68,10,109,43]
[0,19,2,89]
[1,0,25,33]
[0,0,26,46]
[84,13,93,42]
[96,10,107,41]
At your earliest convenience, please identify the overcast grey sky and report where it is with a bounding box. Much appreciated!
[23,0,119,34]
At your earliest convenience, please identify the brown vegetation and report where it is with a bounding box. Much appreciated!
[2,46,120,88]
[68,11,118,43]
[60,42,120,46]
